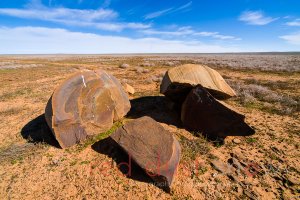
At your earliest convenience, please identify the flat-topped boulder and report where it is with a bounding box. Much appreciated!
[45,70,131,148]
[160,64,236,103]
[110,116,181,188]
[181,85,255,138]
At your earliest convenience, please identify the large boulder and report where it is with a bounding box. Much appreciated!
[160,64,236,103]
[45,70,130,148]
[181,85,255,138]
[110,116,181,188]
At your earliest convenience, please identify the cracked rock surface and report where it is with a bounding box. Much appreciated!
[45,70,130,148]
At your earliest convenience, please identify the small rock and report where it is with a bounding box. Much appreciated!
[142,69,150,73]
[119,63,129,69]
[233,138,241,144]
[123,83,135,95]
[164,61,176,66]
[211,159,235,175]
[140,62,155,67]
[52,158,60,165]
[152,76,163,83]
[286,175,300,186]
[145,78,153,84]
[135,67,150,74]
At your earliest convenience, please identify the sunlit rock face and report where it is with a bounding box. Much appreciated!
[160,64,236,104]
[110,116,181,189]
[45,70,131,148]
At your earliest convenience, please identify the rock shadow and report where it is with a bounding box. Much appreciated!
[92,137,170,192]
[21,114,60,148]
[127,96,182,128]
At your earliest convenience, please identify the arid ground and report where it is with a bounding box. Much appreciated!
[0,54,299,199]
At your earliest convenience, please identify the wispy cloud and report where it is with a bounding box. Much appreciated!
[144,8,173,20]
[239,11,278,25]
[176,1,193,11]
[280,32,300,45]
[0,7,118,22]
[0,26,240,54]
[102,0,112,8]
[286,19,300,26]
[142,26,241,40]
[0,1,150,31]
[144,1,192,19]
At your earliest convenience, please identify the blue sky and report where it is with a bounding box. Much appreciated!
[0,0,300,53]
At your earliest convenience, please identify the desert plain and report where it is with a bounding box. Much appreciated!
[0,53,299,199]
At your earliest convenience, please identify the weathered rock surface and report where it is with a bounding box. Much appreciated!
[45,70,131,148]
[181,85,255,138]
[110,116,181,188]
[160,64,236,103]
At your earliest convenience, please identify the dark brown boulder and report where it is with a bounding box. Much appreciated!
[110,116,181,188]
[181,85,255,138]
[45,70,131,148]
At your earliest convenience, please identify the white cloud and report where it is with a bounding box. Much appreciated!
[173,1,192,12]
[0,7,118,21]
[239,11,278,25]
[0,2,150,31]
[280,33,300,45]
[144,1,192,19]
[194,32,219,36]
[144,8,173,19]
[142,27,241,40]
[286,19,300,26]
[0,26,240,54]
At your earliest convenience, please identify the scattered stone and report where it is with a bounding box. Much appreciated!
[145,78,153,84]
[110,116,181,188]
[285,175,300,186]
[123,83,135,95]
[228,157,244,173]
[151,75,163,83]
[143,69,150,73]
[119,63,129,69]
[140,62,155,67]
[243,190,259,200]
[164,61,176,66]
[160,64,236,103]
[211,159,235,175]
[233,138,241,144]
[136,67,150,74]
[181,85,255,138]
[45,70,131,148]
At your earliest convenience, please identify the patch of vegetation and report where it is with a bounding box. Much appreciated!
[246,137,257,144]
[227,79,299,115]
[69,160,77,166]
[80,160,90,165]
[180,135,210,161]
[0,107,24,116]
[0,88,33,101]
[75,120,124,152]
[0,143,48,165]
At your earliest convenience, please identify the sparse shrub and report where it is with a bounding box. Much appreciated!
[227,79,299,115]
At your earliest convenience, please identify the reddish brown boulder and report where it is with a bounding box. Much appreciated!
[160,64,236,103]
[110,116,181,188]
[45,70,130,148]
[181,85,255,138]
